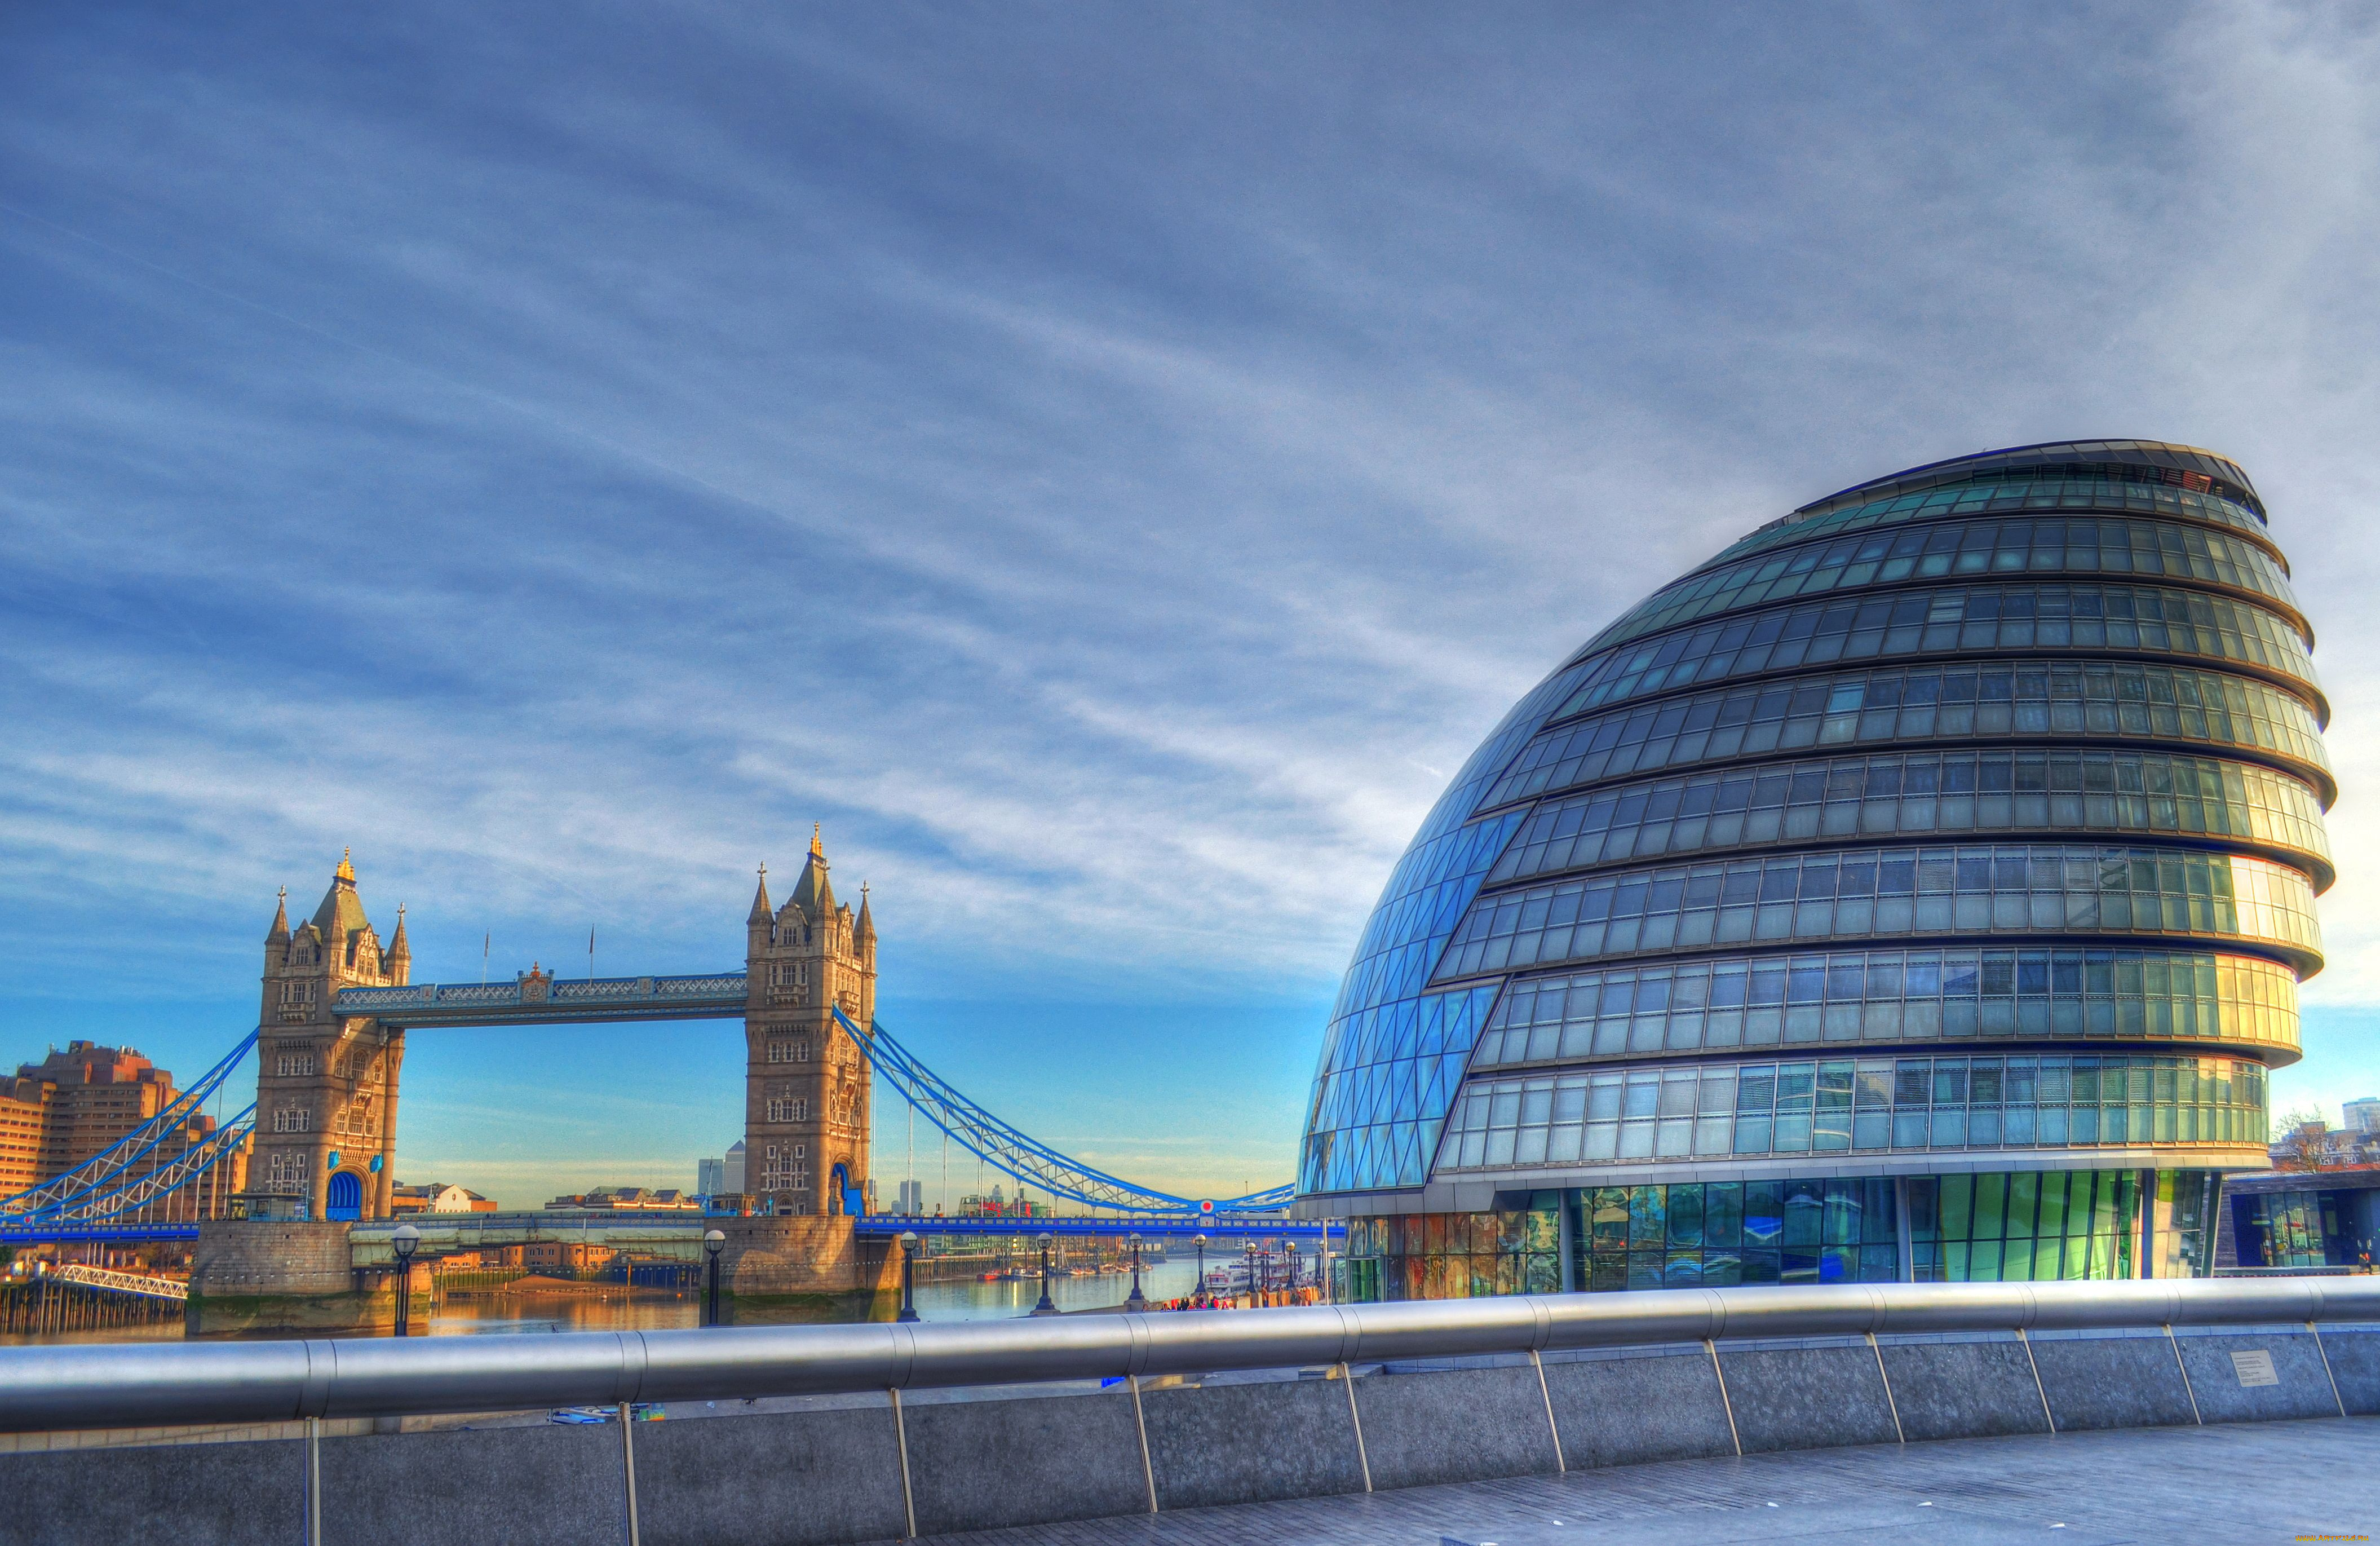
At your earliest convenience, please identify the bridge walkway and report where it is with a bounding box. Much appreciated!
[919,1416,2372,1545]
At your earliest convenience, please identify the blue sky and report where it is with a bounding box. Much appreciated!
[4,4,2379,1208]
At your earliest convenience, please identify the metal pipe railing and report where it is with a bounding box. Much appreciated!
[3,1277,2374,1434]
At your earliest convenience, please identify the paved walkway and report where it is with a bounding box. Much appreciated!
[929,1416,2376,1545]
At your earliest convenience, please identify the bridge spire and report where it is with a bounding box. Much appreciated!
[747,863,773,925]
[811,823,823,858]
[855,883,875,950]
[266,885,289,944]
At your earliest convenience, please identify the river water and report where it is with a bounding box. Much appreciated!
[2,1252,1316,1343]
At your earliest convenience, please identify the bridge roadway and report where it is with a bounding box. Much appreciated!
[343,1211,1320,1260]
[0,1212,1321,1252]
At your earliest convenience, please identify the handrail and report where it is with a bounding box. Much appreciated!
[2,1278,2374,1434]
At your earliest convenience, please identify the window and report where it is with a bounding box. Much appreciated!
[272,1107,311,1133]
[766,1037,813,1064]
[275,1049,316,1077]
[278,980,316,1007]
[766,1097,809,1123]
[264,1149,309,1195]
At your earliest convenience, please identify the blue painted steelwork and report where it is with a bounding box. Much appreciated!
[10,972,1302,1233]
[853,1215,1324,1240]
[834,1007,1295,1217]
[0,1031,256,1219]
[0,1222,201,1245]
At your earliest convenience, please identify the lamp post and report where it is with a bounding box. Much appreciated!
[1030,1232,1057,1317]
[897,1230,921,1323]
[1125,1231,1145,1311]
[1244,1240,1259,1305]
[390,1223,420,1337]
[1193,1233,1208,1306]
[703,1229,725,1327]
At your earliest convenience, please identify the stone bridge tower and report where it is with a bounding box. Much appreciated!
[743,828,877,1216]
[256,852,407,1221]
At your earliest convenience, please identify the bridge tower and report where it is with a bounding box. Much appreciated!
[743,828,877,1217]
[255,852,407,1222]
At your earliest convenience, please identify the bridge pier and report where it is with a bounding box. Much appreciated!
[710,1216,903,1324]
[183,1217,408,1337]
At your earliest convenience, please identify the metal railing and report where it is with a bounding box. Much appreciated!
[3,1277,2376,1434]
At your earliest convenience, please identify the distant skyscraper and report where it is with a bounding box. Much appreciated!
[2344,1098,2380,1135]
[724,1139,746,1195]
[697,1156,726,1195]
[897,1179,924,1214]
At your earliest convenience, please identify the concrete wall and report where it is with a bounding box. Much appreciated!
[3,1326,2372,1546]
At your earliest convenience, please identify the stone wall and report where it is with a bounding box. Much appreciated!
[714,1214,901,1323]
[184,1218,391,1336]
[3,1324,2373,1545]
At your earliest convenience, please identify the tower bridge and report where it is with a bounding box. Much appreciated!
[2,832,1295,1324]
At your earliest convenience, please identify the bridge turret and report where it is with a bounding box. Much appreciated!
[264,886,291,970]
[254,853,407,1222]
[387,906,410,984]
[744,828,878,1218]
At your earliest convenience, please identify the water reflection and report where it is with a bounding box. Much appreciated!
[3,1251,1324,1344]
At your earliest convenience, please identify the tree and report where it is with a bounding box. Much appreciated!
[2271,1106,2339,1172]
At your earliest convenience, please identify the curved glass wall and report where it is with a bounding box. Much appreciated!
[1594,515,2301,657]
[1488,750,2331,886]
[1434,843,2322,981]
[1470,948,2301,1067]
[1437,1053,2268,1171]
[1563,581,2318,719]
[1486,661,2332,810]
[1338,1169,2218,1295]
[1705,476,2275,573]
[1302,443,2328,1293]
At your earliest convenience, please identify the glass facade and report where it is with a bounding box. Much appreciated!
[1302,441,2328,1298]
[1593,515,2301,657]
[1439,1054,2268,1169]
[1485,660,2332,811]
[1471,949,2301,1067]
[1331,1169,2220,1296]
[1488,750,2330,885]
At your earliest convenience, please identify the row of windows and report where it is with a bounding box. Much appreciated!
[1702,474,2271,575]
[273,1053,316,1078]
[764,1097,811,1122]
[764,1039,812,1063]
[1436,843,2321,984]
[1471,947,2299,1068]
[1594,515,2299,659]
[1335,1170,2208,1297]
[1489,750,2330,887]
[1561,582,2317,722]
[1485,661,2330,815]
[271,1108,311,1133]
[1439,1054,2267,1172]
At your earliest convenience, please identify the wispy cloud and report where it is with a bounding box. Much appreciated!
[4,1,2379,1199]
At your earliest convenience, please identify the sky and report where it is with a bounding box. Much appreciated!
[3,3,2378,1209]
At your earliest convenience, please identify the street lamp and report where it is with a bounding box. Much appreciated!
[897,1230,921,1323]
[1125,1231,1145,1311]
[390,1223,420,1337]
[1030,1231,1057,1317]
[703,1229,725,1328]
[1244,1240,1259,1305]
[1192,1233,1208,1306]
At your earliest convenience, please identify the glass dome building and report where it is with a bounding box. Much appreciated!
[1298,442,2329,1298]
